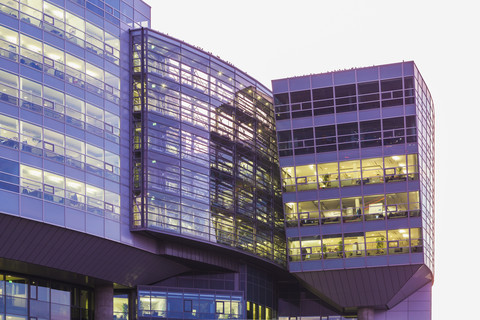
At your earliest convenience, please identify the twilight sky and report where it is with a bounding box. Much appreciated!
[144,0,480,317]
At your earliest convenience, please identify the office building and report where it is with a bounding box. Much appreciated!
[0,0,434,319]
[273,61,434,319]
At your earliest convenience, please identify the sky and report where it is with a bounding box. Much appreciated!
[145,0,480,317]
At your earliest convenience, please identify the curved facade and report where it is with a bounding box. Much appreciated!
[0,1,290,319]
[0,1,433,319]
[130,28,286,266]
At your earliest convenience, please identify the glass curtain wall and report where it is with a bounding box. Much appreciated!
[130,29,286,266]
[0,273,92,320]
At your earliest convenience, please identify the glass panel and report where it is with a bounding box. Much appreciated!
[44,86,64,106]
[320,199,341,224]
[339,160,361,187]
[105,151,119,168]
[5,276,27,298]
[407,153,418,179]
[342,196,363,222]
[20,165,42,183]
[0,25,19,45]
[410,227,422,251]
[295,164,317,191]
[105,71,120,90]
[66,136,85,154]
[51,303,70,319]
[298,200,319,226]
[30,299,50,319]
[0,115,18,131]
[86,185,103,201]
[317,162,339,188]
[51,288,70,305]
[0,69,19,87]
[66,53,85,75]
[387,229,410,254]
[43,2,65,22]
[43,171,64,189]
[363,194,385,221]
[66,11,85,31]
[44,43,64,64]
[86,63,104,83]
[322,236,344,259]
[365,231,386,256]
[86,22,104,41]
[65,178,85,204]
[344,234,365,257]
[6,297,27,315]
[113,294,129,320]
[384,155,407,182]
[20,34,42,55]
[20,78,42,96]
[86,144,104,161]
[361,157,383,184]
[385,192,409,218]
[105,111,120,129]
[281,167,295,192]
[66,95,85,113]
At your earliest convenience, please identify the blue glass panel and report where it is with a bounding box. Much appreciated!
[105,13,120,26]
[0,157,19,175]
[105,0,119,9]
[6,297,28,315]
[30,299,50,319]
[0,181,19,192]
[51,303,70,319]
[86,2,104,16]
[87,0,104,8]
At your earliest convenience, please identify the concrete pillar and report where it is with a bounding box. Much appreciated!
[95,284,113,320]
[358,307,375,320]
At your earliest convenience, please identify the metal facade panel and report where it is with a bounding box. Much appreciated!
[293,264,431,310]
[0,214,190,286]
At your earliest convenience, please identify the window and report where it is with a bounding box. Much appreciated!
[290,90,311,103]
[215,301,224,314]
[274,93,289,105]
[312,87,333,100]
[339,160,361,187]
[292,128,313,141]
[335,84,356,97]
[358,81,379,94]
[0,69,19,88]
[44,184,54,194]
[381,78,403,91]
[21,78,42,97]
[44,14,54,25]
[184,300,192,312]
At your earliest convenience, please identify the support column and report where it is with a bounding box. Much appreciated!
[95,284,113,320]
[357,307,375,320]
[129,291,137,320]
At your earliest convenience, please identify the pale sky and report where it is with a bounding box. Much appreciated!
[145,0,480,317]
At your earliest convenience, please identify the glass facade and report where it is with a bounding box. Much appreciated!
[414,64,435,272]
[0,0,434,318]
[273,62,434,271]
[137,287,243,320]
[0,0,150,240]
[272,61,434,317]
[0,272,93,320]
[288,227,422,262]
[130,28,286,265]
